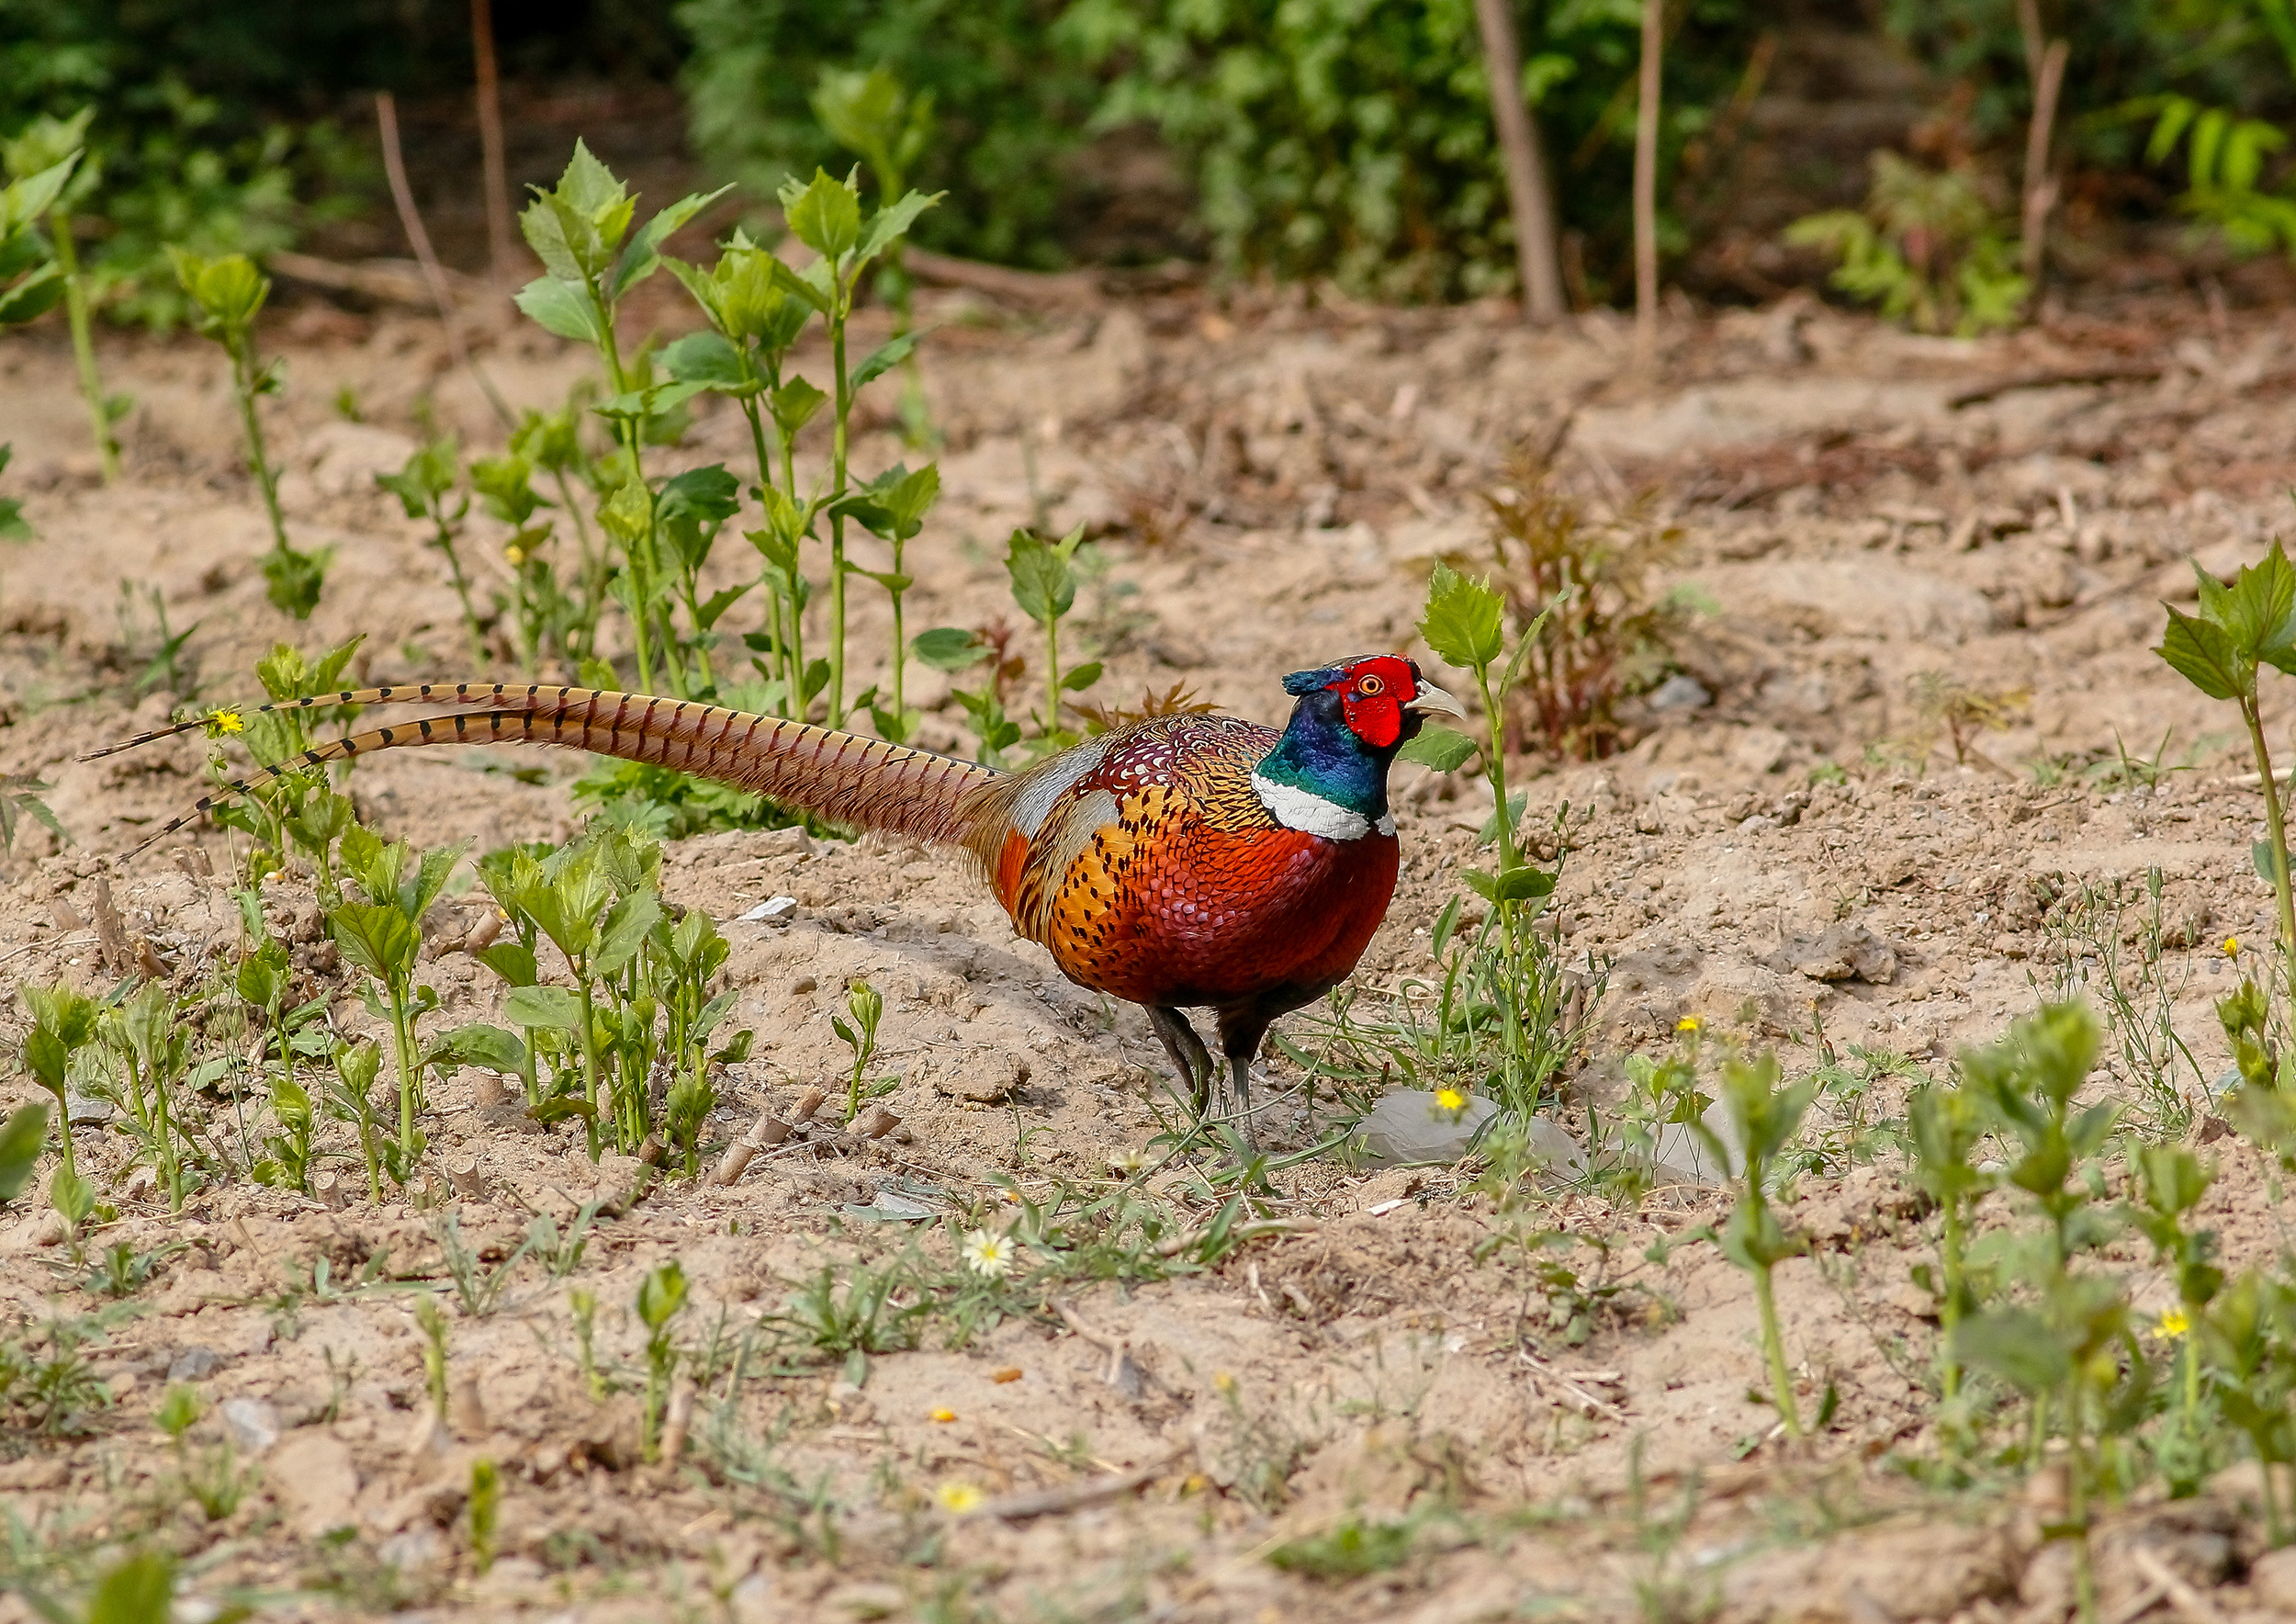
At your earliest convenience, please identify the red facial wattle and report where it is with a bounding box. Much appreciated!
[1331,656,1419,750]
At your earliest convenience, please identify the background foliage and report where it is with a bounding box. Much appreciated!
[9,0,2296,313]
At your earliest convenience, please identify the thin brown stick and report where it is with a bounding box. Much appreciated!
[1473,0,1565,322]
[374,91,513,429]
[1946,363,2161,410]
[470,0,514,284]
[2016,0,2069,299]
[951,1449,1183,1523]
[1632,0,1664,366]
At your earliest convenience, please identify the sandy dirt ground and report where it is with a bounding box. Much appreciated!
[5,273,2296,1621]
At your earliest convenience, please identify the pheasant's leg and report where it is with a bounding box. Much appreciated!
[1146,1005,1216,1116]
[1213,1008,1279,1149]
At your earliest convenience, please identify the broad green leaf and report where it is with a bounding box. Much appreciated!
[0,1102,47,1202]
[433,1022,527,1074]
[475,942,539,987]
[1006,530,1074,625]
[84,1550,175,1624]
[1061,660,1103,693]
[660,330,752,393]
[856,189,942,266]
[1396,724,1477,770]
[1419,560,1504,671]
[513,276,602,344]
[2155,605,2245,701]
[503,985,583,1031]
[637,1258,689,1330]
[592,888,665,980]
[612,184,736,302]
[780,168,861,262]
[1,153,79,230]
[768,256,831,314]
[1953,1306,2071,1395]
[0,262,64,326]
[770,376,827,436]
[850,330,920,393]
[658,464,742,526]
[331,903,421,985]
[912,626,993,671]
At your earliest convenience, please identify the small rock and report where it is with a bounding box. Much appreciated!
[219,1396,279,1453]
[1648,672,1713,713]
[2251,1547,2296,1611]
[1648,1099,1744,1188]
[167,1347,224,1382]
[267,1430,360,1539]
[64,1092,114,1126]
[376,1526,445,1575]
[1774,920,1897,985]
[1353,1090,1500,1167]
[737,896,798,924]
[932,1050,1029,1104]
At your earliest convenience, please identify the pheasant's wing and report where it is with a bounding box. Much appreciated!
[965,716,1280,947]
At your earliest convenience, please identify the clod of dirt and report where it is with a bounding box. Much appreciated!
[1770,919,1898,984]
[929,1049,1029,1103]
[219,1396,279,1453]
[267,1430,361,1539]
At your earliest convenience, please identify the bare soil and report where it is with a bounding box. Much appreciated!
[5,276,2296,1621]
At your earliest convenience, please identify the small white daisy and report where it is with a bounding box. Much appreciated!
[962,1228,1015,1279]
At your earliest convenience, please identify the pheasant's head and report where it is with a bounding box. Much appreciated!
[1255,655,1466,840]
[1280,654,1464,752]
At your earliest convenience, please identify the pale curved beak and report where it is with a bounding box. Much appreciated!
[1407,681,1467,718]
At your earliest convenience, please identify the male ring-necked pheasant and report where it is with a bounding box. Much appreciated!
[85,654,1463,1128]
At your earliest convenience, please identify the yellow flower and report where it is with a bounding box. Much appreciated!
[936,1481,985,1512]
[1677,1014,1703,1033]
[504,542,527,567]
[203,708,244,738]
[2156,1308,2190,1341]
[929,1406,957,1423]
[1434,1087,1467,1115]
[2224,936,2241,958]
[962,1229,1013,1279]
[1213,1372,1236,1396]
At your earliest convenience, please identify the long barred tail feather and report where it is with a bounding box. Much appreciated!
[90,685,1006,855]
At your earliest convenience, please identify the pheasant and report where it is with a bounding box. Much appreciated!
[84,654,1463,1129]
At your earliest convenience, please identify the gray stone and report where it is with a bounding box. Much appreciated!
[1647,1099,1745,1188]
[1648,673,1713,713]
[167,1346,223,1382]
[219,1396,279,1454]
[1354,1090,1501,1167]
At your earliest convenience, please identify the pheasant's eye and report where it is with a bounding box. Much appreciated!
[1356,675,1385,696]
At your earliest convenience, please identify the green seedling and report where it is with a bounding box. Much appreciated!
[168,248,325,617]
[321,1037,388,1205]
[20,987,96,1183]
[0,772,64,857]
[1003,526,1101,751]
[94,981,194,1212]
[0,142,75,332]
[569,1286,608,1400]
[378,435,489,667]
[772,164,939,727]
[1907,1079,1993,1404]
[155,1382,252,1521]
[2155,539,2296,1014]
[1703,1052,1817,1439]
[1952,1003,2133,1624]
[1405,561,1576,1118]
[814,65,937,445]
[2200,1270,2296,1545]
[835,979,884,1122]
[471,445,581,678]
[637,1259,689,1461]
[330,825,461,1179]
[779,1263,924,1359]
[838,462,941,741]
[469,1457,500,1574]
[514,141,728,695]
[1784,152,2027,336]
[434,1211,532,1318]
[414,1294,450,1422]
[2129,1144,2222,1492]
[1,110,127,480]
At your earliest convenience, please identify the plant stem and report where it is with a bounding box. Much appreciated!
[51,214,118,480]
[229,333,289,556]
[431,511,489,668]
[2065,1382,2097,1624]
[2241,696,2296,1016]
[827,296,852,728]
[1940,1194,1965,1401]
[1043,606,1062,739]
[575,974,603,1161]
[1751,1246,1802,1438]
[389,987,420,1170]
